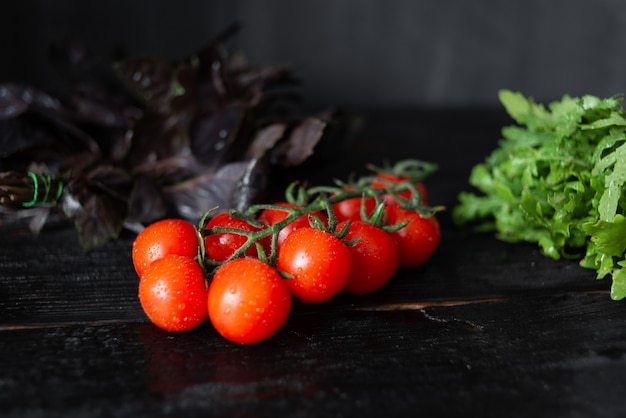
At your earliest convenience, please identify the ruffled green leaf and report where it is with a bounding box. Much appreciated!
[456,89,626,299]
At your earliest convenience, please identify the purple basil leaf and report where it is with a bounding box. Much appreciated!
[169,63,201,114]
[189,106,245,167]
[126,174,168,225]
[273,117,326,167]
[0,83,64,119]
[48,42,142,141]
[114,57,176,108]
[0,85,29,119]
[70,91,137,129]
[125,109,189,167]
[0,84,101,154]
[245,123,286,159]
[133,153,207,186]
[83,164,133,201]
[62,162,132,249]
[163,161,250,222]
[230,157,270,212]
[73,192,128,250]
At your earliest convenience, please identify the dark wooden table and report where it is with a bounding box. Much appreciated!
[2,108,625,418]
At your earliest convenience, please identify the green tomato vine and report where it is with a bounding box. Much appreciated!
[198,159,442,274]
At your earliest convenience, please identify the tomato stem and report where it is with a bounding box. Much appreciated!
[198,159,442,275]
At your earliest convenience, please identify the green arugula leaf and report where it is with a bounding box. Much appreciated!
[454,89,626,300]
[583,216,626,257]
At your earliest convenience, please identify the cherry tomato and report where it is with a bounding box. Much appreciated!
[208,258,292,344]
[372,173,428,205]
[138,254,208,332]
[332,196,378,222]
[339,220,400,295]
[388,207,440,268]
[132,218,199,278]
[204,212,264,262]
[258,202,327,249]
[277,227,353,303]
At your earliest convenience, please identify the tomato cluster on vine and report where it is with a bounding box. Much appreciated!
[131,160,442,344]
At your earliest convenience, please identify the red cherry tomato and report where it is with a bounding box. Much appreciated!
[258,202,327,249]
[208,258,292,344]
[132,218,199,278]
[339,220,400,295]
[332,196,378,222]
[204,212,264,262]
[277,227,353,303]
[138,254,208,332]
[388,207,440,268]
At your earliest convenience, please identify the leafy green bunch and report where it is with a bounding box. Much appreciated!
[454,89,626,299]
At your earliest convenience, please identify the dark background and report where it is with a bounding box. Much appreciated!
[1,0,624,109]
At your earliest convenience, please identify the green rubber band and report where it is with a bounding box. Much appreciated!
[23,172,39,208]
[40,175,50,205]
[54,179,64,201]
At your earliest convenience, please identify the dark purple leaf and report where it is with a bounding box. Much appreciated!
[230,157,270,212]
[83,164,133,200]
[169,63,203,114]
[125,109,189,167]
[61,161,133,249]
[70,94,135,128]
[73,192,128,250]
[126,174,168,225]
[163,161,250,222]
[245,123,286,159]
[0,84,63,119]
[0,86,29,119]
[47,40,146,162]
[189,105,245,167]
[273,117,326,167]
[114,57,176,108]
[0,84,101,154]
[133,154,206,186]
